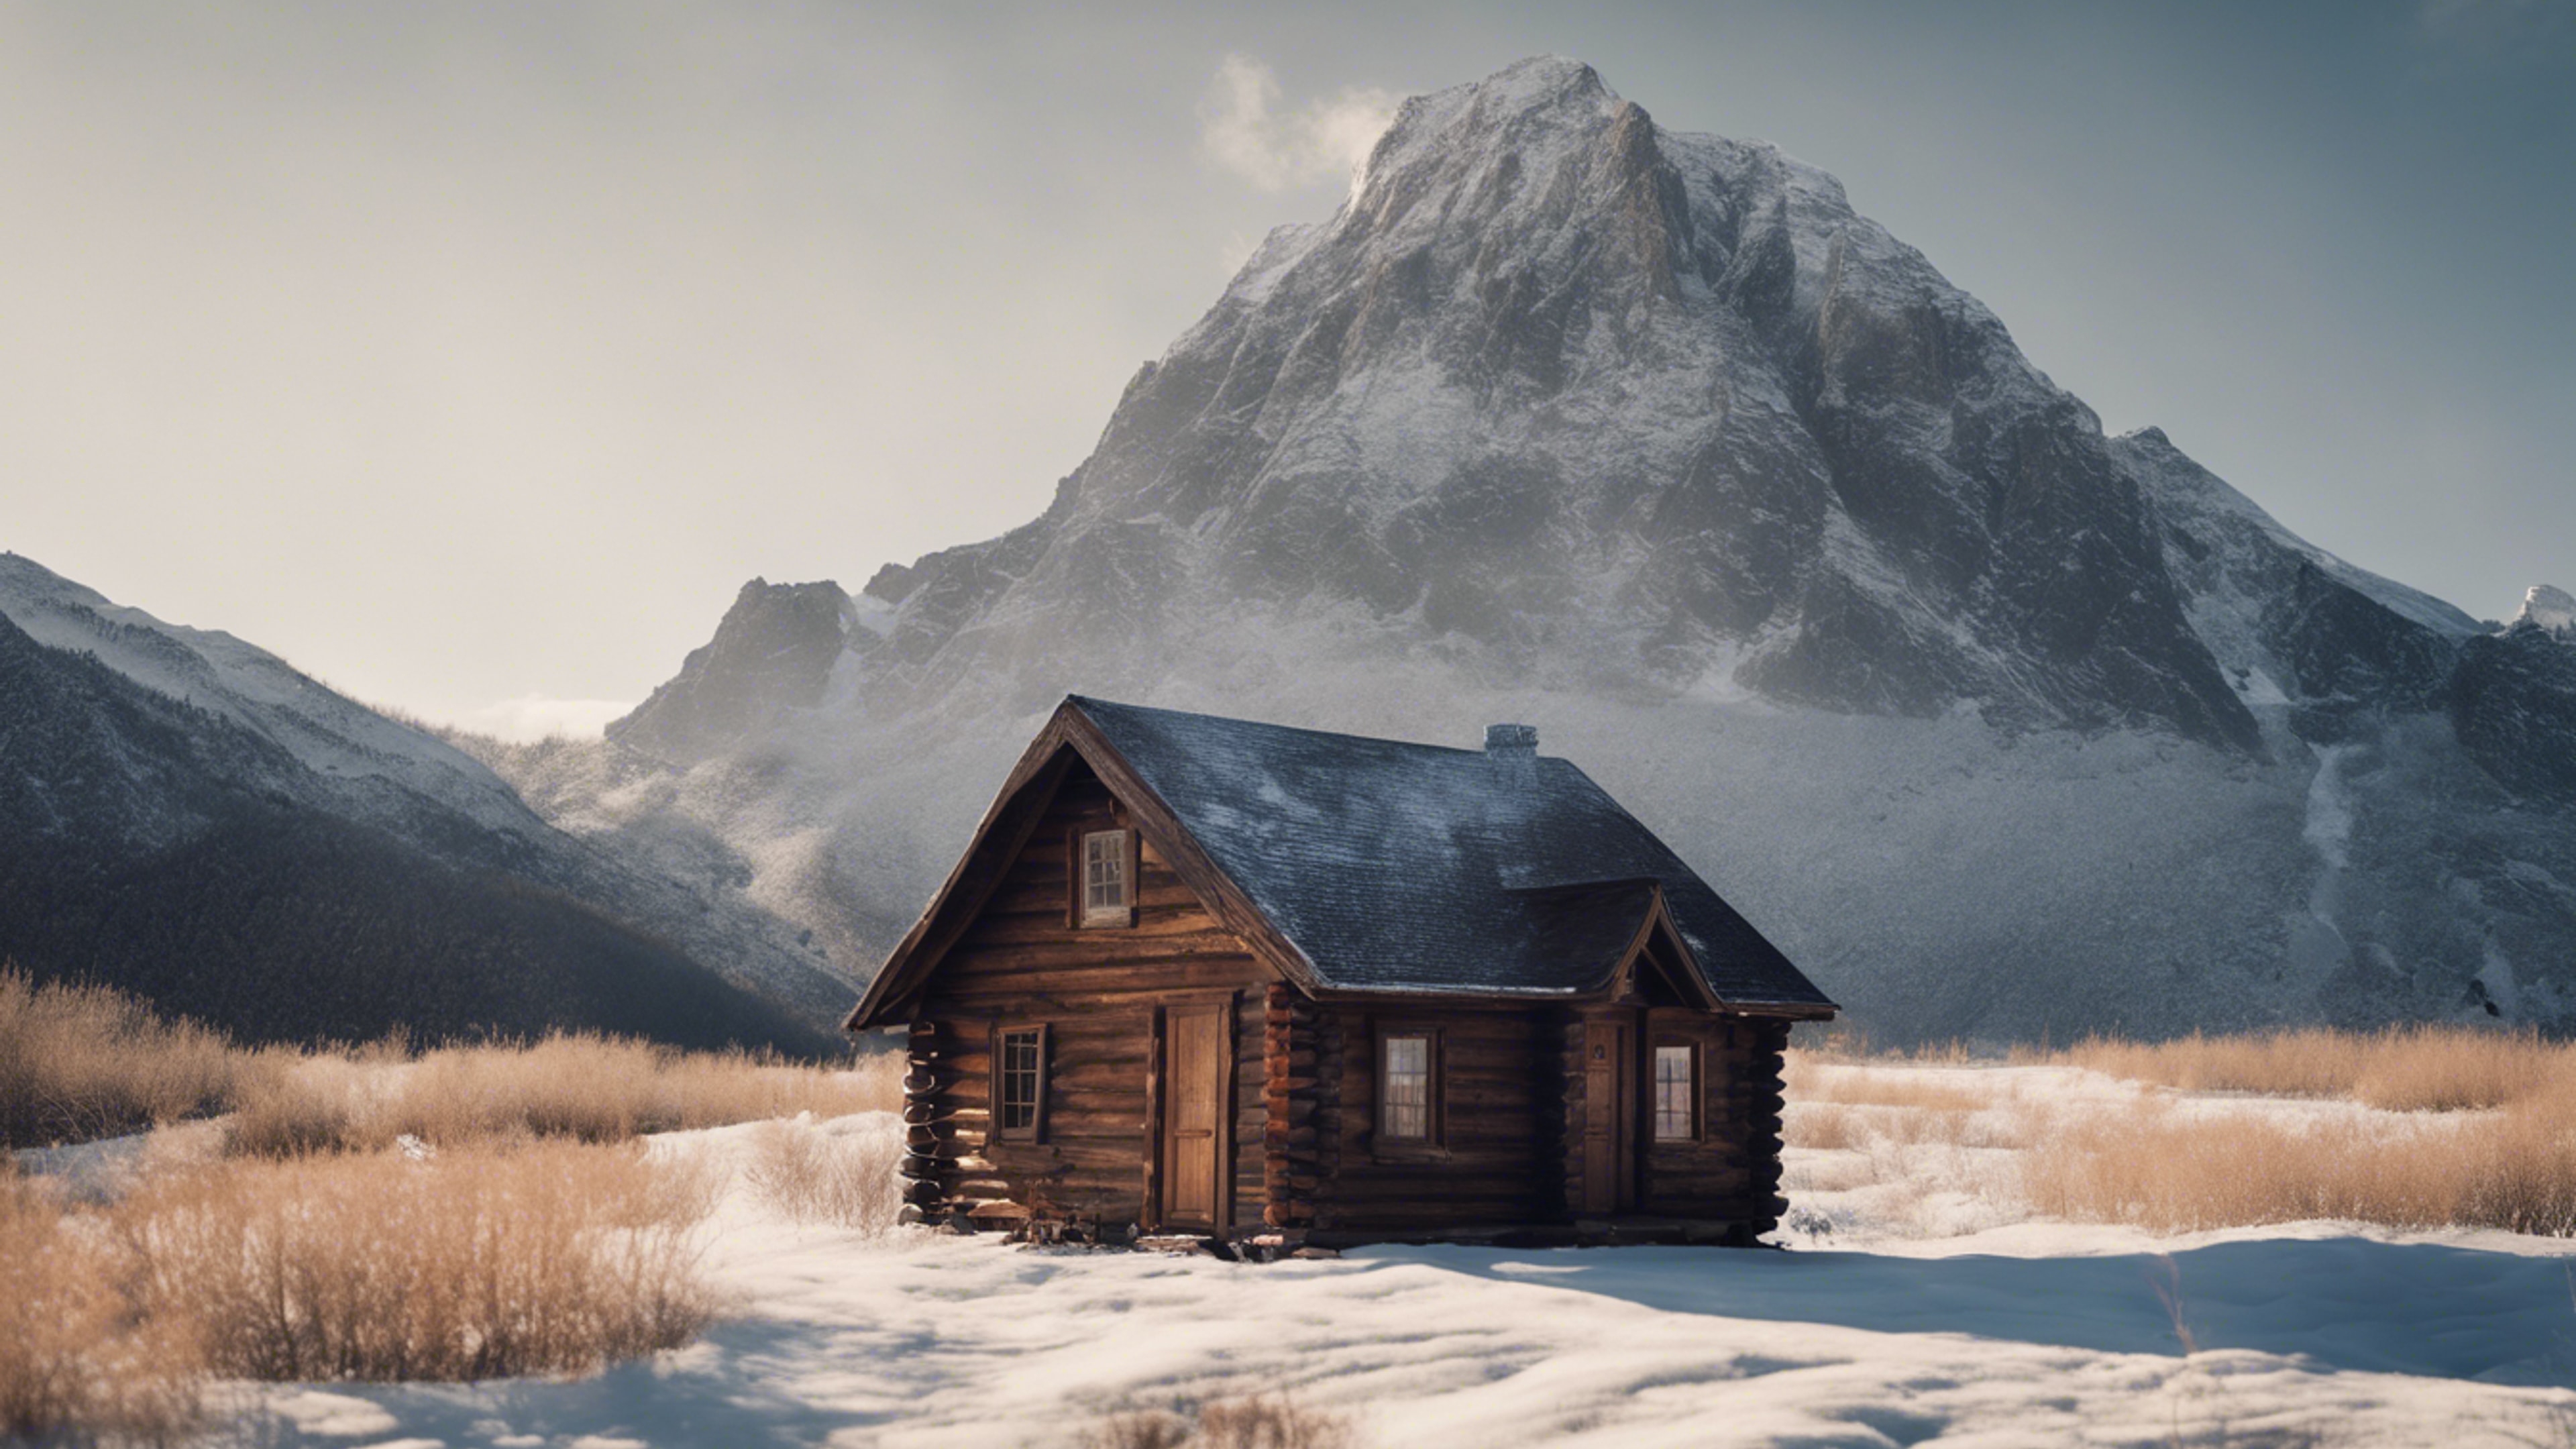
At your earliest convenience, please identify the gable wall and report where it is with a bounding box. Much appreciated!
[906,763,1277,1229]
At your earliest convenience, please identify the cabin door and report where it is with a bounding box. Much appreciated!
[1158,1002,1229,1230]
[1579,1016,1638,1214]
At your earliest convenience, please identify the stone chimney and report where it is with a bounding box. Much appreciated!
[1485,723,1538,786]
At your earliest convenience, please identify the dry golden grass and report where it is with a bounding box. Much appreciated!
[1787,1102,1860,1151]
[0,965,240,1148]
[110,1139,722,1382]
[223,1034,903,1157]
[0,1173,202,1445]
[1782,1052,2023,1156]
[2004,1028,2576,1235]
[2036,1025,2563,1112]
[1,977,910,1435]
[0,1137,723,1440]
[2019,1091,2576,1236]
[1784,1059,1995,1114]
[744,1118,904,1232]
[1082,1393,1356,1449]
[1788,1030,2576,1238]
[0,965,897,1159]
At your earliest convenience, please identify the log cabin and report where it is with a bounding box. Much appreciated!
[845,696,1837,1248]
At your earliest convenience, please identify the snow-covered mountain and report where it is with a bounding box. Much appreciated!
[0,553,853,1044]
[498,58,2573,1042]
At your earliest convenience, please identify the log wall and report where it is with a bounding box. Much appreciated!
[1638,1010,1790,1234]
[1309,1003,1560,1232]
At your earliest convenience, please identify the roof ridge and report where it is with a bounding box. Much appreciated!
[1067,693,1501,759]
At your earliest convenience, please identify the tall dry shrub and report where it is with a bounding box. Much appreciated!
[1786,1102,1860,1151]
[383,1034,671,1146]
[1083,1409,1193,1449]
[221,1051,374,1157]
[113,1140,721,1381]
[1081,1395,1356,1449]
[664,1043,904,1128]
[0,965,239,1148]
[0,1173,201,1444]
[744,1117,904,1231]
[1195,1393,1357,1449]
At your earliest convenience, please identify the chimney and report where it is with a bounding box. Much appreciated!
[1485,723,1538,786]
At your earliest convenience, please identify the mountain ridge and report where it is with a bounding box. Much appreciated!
[0,553,855,1046]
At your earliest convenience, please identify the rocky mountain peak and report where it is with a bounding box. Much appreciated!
[608,578,852,764]
[2512,584,2574,639]
[812,56,2262,750]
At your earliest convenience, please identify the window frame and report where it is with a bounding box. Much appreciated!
[1071,826,1138,929]
[1372,1022,1446,1158]
[990,1022,1049,1143]
[1650,1039,1701,1144]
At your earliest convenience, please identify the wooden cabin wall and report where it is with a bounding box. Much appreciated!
[903,767,1275,1229]
[1308,1003,1558,1233]
[1636,1011,1791,1232]
[1231,1000,1268,1230]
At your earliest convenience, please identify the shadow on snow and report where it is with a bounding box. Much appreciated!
[1382,1236,2576,1386]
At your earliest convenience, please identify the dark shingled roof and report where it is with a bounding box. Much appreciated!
[1071,697,1833,1010]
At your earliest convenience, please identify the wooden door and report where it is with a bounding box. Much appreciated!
[1159,1003,1228,1230]
[1580,1016,1637,1214]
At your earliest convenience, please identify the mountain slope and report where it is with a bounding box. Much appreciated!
[0,554,853,1046]
[775,61,2251,751]
[610,578,857,765]
[529,58,2571,1042]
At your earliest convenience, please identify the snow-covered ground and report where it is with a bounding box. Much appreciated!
[35,1065,2573,1448]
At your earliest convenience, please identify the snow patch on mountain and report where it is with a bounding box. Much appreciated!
[2516,584,2575,638]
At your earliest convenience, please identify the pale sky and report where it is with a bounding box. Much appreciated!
[3,2,2568,737]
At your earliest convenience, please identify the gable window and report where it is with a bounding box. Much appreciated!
[1379,1032,1434,1144]
[1652,1043,1698,1142]
[1079,829,1132,927]
[994,1025,1048,1140]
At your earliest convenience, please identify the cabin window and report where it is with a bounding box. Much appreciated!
[1652,1043,1698,1142]
[994,1024,1048,1140]
[1079,829,1132,926]
[1379,1033,1434,1143]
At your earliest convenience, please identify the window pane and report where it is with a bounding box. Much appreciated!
[1654,1045,1693,1140]
[1000,1029,1041,1132]
[1383,1036,1429,1140]
[1083,831,1128,916]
